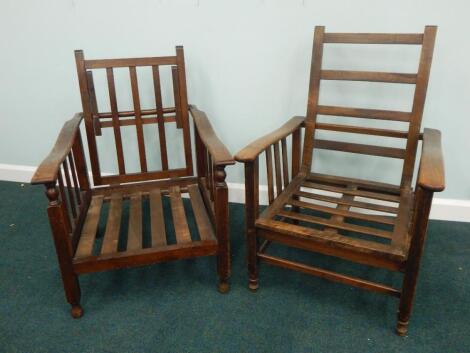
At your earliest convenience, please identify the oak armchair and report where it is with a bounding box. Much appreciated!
[235,26,445,335]
[31,47,234,317]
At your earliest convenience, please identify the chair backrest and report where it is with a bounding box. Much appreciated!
[75,46,193,186]
[301,26,437,190]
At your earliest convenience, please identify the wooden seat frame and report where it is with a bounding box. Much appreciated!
[32,47,235,318]
[235,26,445,335]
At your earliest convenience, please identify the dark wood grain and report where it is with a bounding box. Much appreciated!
[33,47,234,316]
[321,70,417,84]
[234,116,305,162]
[127,192,142,251]
[169,186,192,243]
[31,114,83,185]
[235,26,442,335]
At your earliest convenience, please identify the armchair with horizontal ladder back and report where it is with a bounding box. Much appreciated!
[31,46,235,317]
[235,26,445,336]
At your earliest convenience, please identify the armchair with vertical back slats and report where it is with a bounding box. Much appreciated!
[31,47,235,317]
[235,26,445,335]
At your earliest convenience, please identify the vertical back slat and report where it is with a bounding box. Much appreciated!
[266,147,274,204]
[175,46,194,175]
[273,142,283,196]
[172,66,183,129]
[400,26,437,189]
[207,153,213,200]
[75,50,102,185]
[57,171,72,233]
[72,131,90,191]
[86,71,102,136]
[68,153,82,206]
[281,138,289,188]
[106,67,126,175]
[129,66,148,172]
[152,65,169,170]
[62,159,77,220]
[301,26,325,173]
[292,128,301,177]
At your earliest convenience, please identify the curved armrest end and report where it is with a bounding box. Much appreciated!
[189,105,235,166]
[417,128,445,192]
[31,113,84,185]
[234,116,305,163]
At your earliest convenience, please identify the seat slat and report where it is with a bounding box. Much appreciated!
[101,193,123,255]
[321,70,417,84]
[278,210,393,239]
[325,191,356,233]
[317,105,411,122]
[323,33,423,45]
[302,181,401,202]
[307,172,401,195]
[315,123,409,139]
[289,199,395,225]
[75,195,104,258]
[256,218,403,261]
[149,189,167,246]
[295,190,399,214]
[127,192,142,251]
[188,184,215,241]
[169,186,192,243]
[314,139,406,159]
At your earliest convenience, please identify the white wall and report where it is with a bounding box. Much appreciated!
[1,0,469,200]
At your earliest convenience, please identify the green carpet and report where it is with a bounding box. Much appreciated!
[1,181,469,353]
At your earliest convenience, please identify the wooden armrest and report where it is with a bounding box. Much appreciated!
[234,116,305,162]
[189,105,235,166]
[417,128,445,192]
[31,113,84,185]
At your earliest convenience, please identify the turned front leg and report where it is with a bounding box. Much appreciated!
[245,159,259,291]
[45,183,83,318]
[215,166,230,293]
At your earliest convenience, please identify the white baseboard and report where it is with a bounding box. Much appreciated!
[0,164,37,183]
[2,163,468,222]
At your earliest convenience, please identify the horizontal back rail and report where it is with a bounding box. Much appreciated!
[314,139,406,159]
[315,123,409,138]
[317,105,411,122]
[320,70,417,84]
[84,56,177,69]
[302,26,437,190]
[323,33,423,45]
